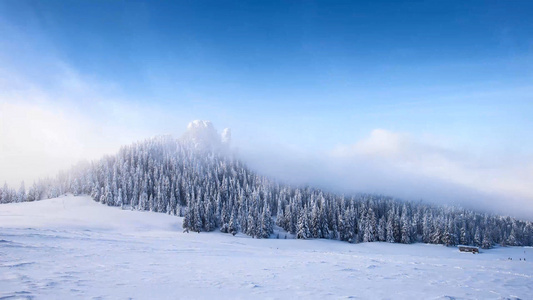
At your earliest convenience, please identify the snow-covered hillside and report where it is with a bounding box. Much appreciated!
[4,128,531,248]
[1,196,531,299]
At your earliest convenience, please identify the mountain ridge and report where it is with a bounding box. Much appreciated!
[1,122,532,248]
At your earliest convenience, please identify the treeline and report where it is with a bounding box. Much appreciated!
[1,136,532,248]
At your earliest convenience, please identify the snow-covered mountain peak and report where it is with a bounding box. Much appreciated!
[187,120,215,131]
[182,120,230,151]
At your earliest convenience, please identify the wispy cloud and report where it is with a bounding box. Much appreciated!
[0,58,190,187]
[240,128,533,219]
[331,128,533,203]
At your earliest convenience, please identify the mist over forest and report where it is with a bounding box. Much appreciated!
[2,121,531,249]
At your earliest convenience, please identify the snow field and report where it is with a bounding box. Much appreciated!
[1,195,531,299]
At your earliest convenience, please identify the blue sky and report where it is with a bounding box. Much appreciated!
[1,1,532,216]
[2,1,532,146]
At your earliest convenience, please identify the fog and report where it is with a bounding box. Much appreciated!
[0,100,189,187]
[2,96,533,219]
[237,128,533,220]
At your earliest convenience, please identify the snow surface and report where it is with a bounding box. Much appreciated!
[1,195,532,299]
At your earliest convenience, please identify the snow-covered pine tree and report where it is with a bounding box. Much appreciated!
[17,181,26,203]
[297,205,311,239]
[473,227,482,247]
[481,229,493,249]
[229,205,239,236]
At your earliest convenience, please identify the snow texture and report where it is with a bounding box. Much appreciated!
[1,195,532,299]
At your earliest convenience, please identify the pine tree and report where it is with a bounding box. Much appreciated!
[247,206,257,238]
[507,228,517,246]
[297,206,311,239]
[401,208,411,244]
[474,227,482,247]
[183,204,191,233]
[219,202,230,233]
[319,196,330,238]
[431,218,443,244]
[345,208,355,243]
[337,210,345,241]
[460,222,468,245]
[260,201,273,238]
[17,181,26,203]
[99,187,106,204]
[311,201,321,238]
[366,206,377,243]
[149,194,155,212]
[276,197,285,228]
[229,205,239,236]
[378,217,386,242]
[363,208,375,243]
[116,188,123,208]
[386,212,395,243]
[481,229,493,249]
[194,204,203,233]
[442,219,455,246]
[422,213,432,243]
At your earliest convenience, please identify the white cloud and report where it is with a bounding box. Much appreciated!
[332,129,407,158]
[0,94,199,187]
[0,58,190,187]
[1,102,86,186]
[328,129,533,217]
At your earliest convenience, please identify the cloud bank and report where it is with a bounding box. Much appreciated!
[331,129,533,203]
[239,128,533,219]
